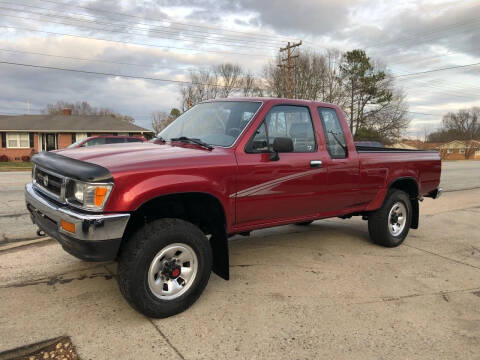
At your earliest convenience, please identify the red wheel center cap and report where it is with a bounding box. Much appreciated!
[171,268,181,278]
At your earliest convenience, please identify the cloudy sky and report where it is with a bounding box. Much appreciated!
[0,0,479,137]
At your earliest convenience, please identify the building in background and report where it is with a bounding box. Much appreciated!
[438,140,480,160]
[0,109,153,161]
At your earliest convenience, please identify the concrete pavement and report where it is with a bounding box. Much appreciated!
[1,185,479,358]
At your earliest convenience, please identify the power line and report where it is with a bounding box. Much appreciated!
[1,11,279,52]
[393,61,480,78]
[0,4,284,50]
[0,60,257,89]
[0,47,193,71]
[0,25,276,58]
[28,0,296,44]
[362,3,480,51]
[2,0,287,47]
[405,111,443,117]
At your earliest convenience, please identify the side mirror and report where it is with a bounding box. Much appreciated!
[270,137,293,161]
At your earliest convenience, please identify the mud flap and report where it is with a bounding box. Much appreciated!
[411,199,419,229]
[210,229,230,280]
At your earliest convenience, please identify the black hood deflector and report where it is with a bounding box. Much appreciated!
[32,151,113,183]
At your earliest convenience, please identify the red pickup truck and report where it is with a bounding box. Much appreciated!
[25,98,442,318]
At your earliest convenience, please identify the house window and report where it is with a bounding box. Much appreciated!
[75,133,88,142]
[459,148,465,154]
[6,133,30,148]
[447,149,454,154]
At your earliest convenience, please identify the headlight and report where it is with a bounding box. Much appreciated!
[67,180,113,211]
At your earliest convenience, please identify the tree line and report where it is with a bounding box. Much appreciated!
[427,107,480,142]
[177,48,410,144]
[43,100,134,123]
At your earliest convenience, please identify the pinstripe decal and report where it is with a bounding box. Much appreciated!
[230,169,319,198]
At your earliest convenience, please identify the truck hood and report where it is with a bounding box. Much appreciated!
[55,142,231,176]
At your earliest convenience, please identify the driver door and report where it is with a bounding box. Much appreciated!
[234,104,329,226]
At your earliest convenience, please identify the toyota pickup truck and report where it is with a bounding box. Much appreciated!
[25,98,442,318]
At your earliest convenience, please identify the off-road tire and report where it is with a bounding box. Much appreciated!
[117,218,212,318]
[368,190,412,247]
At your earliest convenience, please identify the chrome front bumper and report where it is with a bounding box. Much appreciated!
[25,182,130,260]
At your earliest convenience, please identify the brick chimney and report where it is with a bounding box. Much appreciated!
[63,108,72,116]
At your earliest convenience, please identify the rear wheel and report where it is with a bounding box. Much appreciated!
[117,218,212,318]
[368,190,412,247]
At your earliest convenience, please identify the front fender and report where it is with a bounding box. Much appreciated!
[104,171,235,228]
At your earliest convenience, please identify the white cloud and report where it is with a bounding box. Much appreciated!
[0,0,478,135]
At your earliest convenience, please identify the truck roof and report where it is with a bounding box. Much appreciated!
[202,97,339,108]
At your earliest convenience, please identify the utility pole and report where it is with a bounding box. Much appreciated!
[278,40,302,98]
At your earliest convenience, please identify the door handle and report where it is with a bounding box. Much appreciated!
[310,160,322,168]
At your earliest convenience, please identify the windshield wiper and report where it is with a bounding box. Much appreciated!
[170,136,213,150]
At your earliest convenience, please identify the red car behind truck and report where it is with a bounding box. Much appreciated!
[25,98,442,318]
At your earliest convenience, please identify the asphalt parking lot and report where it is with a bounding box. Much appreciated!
[0,161,479,359]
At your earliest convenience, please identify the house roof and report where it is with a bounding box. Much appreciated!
[390,143,418,150]
[0,114,153,133]
[422,142,443,150]
[439,140,480,148]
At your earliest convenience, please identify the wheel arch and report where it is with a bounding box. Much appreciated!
[122,192,230,280]
[388,177,419,229]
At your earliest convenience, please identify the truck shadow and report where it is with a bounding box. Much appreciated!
[229,219,372,249]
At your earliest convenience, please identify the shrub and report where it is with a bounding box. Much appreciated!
[21,155,31,162]
[0,155,8,162]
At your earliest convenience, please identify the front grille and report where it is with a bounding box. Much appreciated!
[34,166,65,200]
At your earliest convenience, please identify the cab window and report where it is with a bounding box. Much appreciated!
[82,137,105,147]
[318,107,347,159]
[105,137,126,144]
[247,105,316,153]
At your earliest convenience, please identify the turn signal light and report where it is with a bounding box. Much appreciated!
[61,220,75,233]
[94,187,108,206]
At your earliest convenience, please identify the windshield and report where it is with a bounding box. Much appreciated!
[158,101,262,147]
[67,139,84,148]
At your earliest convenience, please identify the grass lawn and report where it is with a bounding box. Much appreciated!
[0,162,33,171]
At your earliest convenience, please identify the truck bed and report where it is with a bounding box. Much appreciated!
[356,145,437,153]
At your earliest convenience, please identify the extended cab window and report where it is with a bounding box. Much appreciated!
[105,137,126,144]
[83,137,106,147]
[248,105,316,153]
[318,107,347,159]
[126,138,143,143]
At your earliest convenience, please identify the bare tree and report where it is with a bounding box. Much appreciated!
[264,48,409,142]
[322,49,345,106]
[241,72,263,97]
[43,101,134,123]
[180,62,263,110]
[264,56,286,97]
[361,89,410,143]
[427,107,480,142]
[180,68,219,111]
[443,107,480,139]
[151,108,181,133]
[214,63,243,98]
[465,140,480,159]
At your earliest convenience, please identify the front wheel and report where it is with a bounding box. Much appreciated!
[117,218,212,318]
[368,190,412,247]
